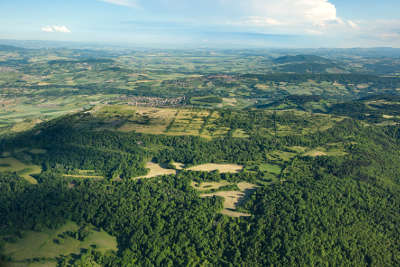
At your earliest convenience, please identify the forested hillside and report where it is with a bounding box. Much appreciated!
[1,46,400,266]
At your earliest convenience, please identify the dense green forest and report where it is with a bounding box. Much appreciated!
[1,106,400,266]
[1,45,400,266]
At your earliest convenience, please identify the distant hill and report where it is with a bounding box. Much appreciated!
[273,55,333,64]
[0,44,28,52]
[272,54,345,73]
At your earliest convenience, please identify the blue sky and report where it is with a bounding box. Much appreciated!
[0,0,399,48]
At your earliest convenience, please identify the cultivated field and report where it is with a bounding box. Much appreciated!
[93,106,234,139]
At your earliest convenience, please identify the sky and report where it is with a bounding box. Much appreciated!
[0,0,399,48]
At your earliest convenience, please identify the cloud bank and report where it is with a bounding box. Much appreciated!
[41,25,71,33]
[96,0,399,47]
[99,0,138,8]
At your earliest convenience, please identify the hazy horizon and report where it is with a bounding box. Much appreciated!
[1,0,399,49]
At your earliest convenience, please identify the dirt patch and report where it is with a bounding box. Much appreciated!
[187,163,243,173]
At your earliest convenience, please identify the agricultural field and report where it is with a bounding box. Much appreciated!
[91,105,234,139]
[2,45,400,266]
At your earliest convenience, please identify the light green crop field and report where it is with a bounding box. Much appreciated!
[2,221,117,266]
[93,105,236,139]
[0,157,41,184]
[258,163,282,175]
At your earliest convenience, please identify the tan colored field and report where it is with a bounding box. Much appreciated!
[357,84,369,89]
[11,119,43,133]
[191,180,230,191]
[172,162,185,170]
[135,162,176,179]
[201,191,250,217]
[232,129,249,138]
[304,150,327,157]
[200,182,257,217]
[0,157,41,184]
[289,146,308,153]
[187,163,243,173]
[237,182,258,191]
[383,114,395,119]
[63,174,104,179]
[255,83,271,90]
[222,98,237,106]
[95,106,232,138]
[116,107,177,135]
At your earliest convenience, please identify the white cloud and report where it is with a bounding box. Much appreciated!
[240,16,283,27]
[229,0,339,26]
[221,0,367,38]
[41,25,71,33]
[347,20,359,30]
[99,0,138,8]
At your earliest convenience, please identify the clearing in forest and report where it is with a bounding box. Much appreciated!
[190,180,230,191]
[0,157,41,184]
[61,169,104,179]
[187,163,243,173]
[172,162,185,170]
[2,221,117,267]
[29,148,47,154]
[135,162,176,179]
[304,150,327,157]
[63,174,104,179]
[198,181,258,217]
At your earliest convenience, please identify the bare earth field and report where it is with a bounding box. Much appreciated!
[135,162,176,179]
[187,163,243,173]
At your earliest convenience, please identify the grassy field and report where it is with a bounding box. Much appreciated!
[257,163,282,175]
[190,180,231,191]
[2,221,117,267]
[0,157,41,184]
[62,169,104,179]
